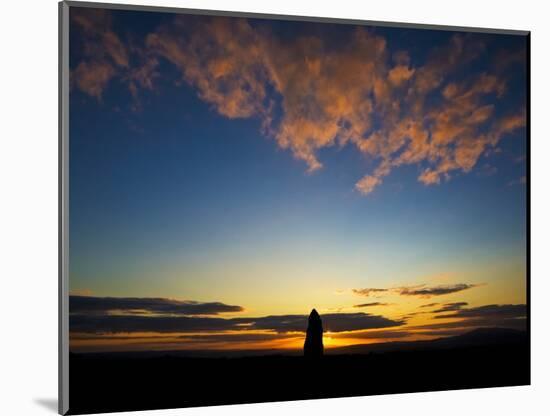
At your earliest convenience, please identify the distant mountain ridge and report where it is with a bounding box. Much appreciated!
[327,327,528,355]
[72,327,528,358]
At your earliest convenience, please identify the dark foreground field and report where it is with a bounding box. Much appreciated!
[67,328,529,415]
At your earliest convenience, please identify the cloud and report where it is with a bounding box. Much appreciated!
[238,313,405,333]
[176,333,301,344]
[74,329,410,347]
[71,8,157,102]
[514,155,526,164]
[70,314,238,333]
[407,303,527,332]
[412,318,527,332]
[146,17,271,120]
[433,303,526,320]
[396,283,478,298]
[355,175,383,195]
[69,295,244,316]
[353,302,391,308]
[72,61,116,99]
[352,288,389,297]
[432,302,468,313]
[353,42,524,194]
[70,310,404,334]
[477,164,498,177]
[70,9,128,99]
[353,283,479,298]
[388,64,415,86]
[398,302,468,318]
[71,13,526,195]
[508,175,526,186]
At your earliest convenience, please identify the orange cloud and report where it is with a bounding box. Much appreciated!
[144,18,390,171]
[71,8,150,101]
[418,169,441,185]
[71,14,526,194]
[388,64,415,85]
[102,31,129,68]
[72,61,115,99]
[355,174,383,195]
[146,17,270,120]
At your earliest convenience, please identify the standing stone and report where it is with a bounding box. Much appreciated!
[304,308,324,357]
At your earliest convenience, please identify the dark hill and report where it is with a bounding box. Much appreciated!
[67,327,529,415]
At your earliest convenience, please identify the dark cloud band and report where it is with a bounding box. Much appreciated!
[69,295,244,316]
[433,303,526,319]
[70,311,405,334]
[353,302,391,308]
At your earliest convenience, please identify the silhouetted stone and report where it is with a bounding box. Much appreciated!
[304,308,323,357]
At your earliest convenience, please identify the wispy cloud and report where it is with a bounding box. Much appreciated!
[71,8,158,102]
[514,155,526,164]
[73,61,116,99]
[353,283,479,298]
[508,175,526,186]
[477,163,498,177]
[353,302,392,308]
[70,9,127,99]
[70,12,526,195]
[396,284,478,298]
[432,302,468,313]
[433,303,526,320]
[408,304,527,332]
[352,288,389,297]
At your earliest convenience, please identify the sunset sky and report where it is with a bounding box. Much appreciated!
[68,7,527,353]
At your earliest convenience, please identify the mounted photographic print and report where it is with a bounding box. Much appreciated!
[59,1,530,414]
